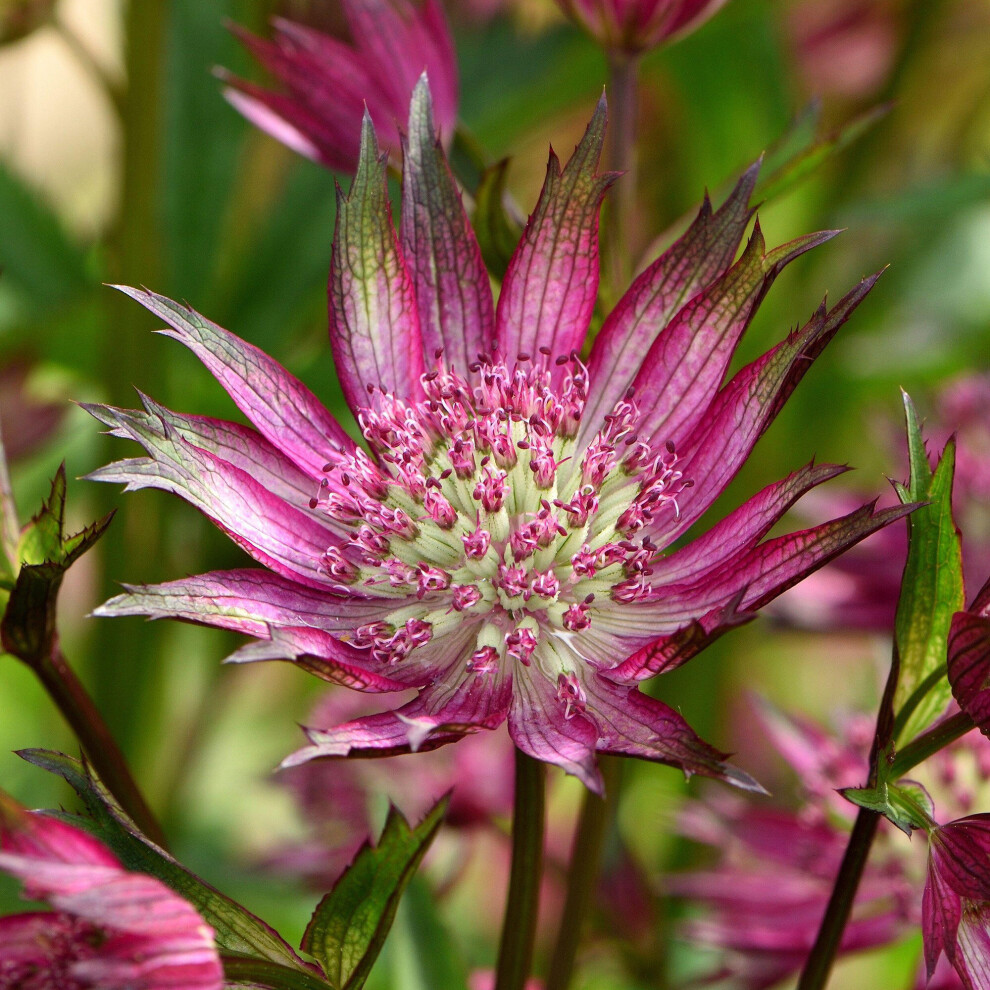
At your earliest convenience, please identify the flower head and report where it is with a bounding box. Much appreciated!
[220,0,457,171]
[556,0,728,54]
[0,792,223,990]
[91,78,909,794]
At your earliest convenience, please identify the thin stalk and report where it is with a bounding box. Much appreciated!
[495,749,546,990]
[605,51,640,297]
[891,711,975,779]
[33,646,167,849]
[0,424,18,566]
[796,807,880,990]
[545,757,619,990]
[52,17,125,119]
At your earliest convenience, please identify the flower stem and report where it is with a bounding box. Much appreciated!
[545,756,619,990]
[33,646,167,850]
[796,806,881,990]
[495,749,546,990]
[605,51,640,298]
[891,710,975,779]
[0,425,18,567]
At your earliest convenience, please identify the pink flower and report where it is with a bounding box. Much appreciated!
[924,816,990,989]
[220,0,457,171]
[90,79,909,794]
[0,793,223,990]
[555,0,728,54]
[671,702,919,988]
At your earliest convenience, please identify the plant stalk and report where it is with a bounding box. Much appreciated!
[33,645,167,849]
[495,749,547,990]
[796,806,880,990]
[605,51,640,297]
[891,710,975,779]
[545,756,619,990]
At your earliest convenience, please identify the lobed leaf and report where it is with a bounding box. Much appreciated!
[302,797,448,990]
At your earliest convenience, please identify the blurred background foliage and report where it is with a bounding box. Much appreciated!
[0,0,987,987]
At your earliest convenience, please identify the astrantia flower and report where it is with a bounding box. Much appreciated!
[0,793,223,990]
[220,0,457,171]
[924,816,990,989]
[90,78,909,794]
[556,0,727,54]
[948,576,990,736]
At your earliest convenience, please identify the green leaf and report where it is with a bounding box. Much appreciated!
[842,771,935,836]
[472,159,522,281]
[1,467,113,663]
[302,797,449,990]
[18,749,321,977]
[892,392,965,742]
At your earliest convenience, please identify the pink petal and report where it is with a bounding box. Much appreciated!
[87,433,344,590]
[401,76,495,374]
[329,114,426,409]
[650,271,882,544]
[583,675,764,792]
[580,160,758,444]
[112,286,354,476]
[494,95,616,379]
[508,667,602,792]
[95,569,392,638]
[631,225,839,448]
[948,609,990,734]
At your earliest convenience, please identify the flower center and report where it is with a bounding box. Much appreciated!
[313,351,689,684]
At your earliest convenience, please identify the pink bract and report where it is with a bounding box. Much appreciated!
[90,79,910,794]
[0,794,222,990]
[555,0,727,54]
[220,0,457,171]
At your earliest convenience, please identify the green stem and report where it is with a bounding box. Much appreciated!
[33,646,167,849]
[891,710,975,779]
[545,757,619,990]
[605,51,640,298]
[796,807,881,990]
[495,749,546,990]
[220,956,330,990]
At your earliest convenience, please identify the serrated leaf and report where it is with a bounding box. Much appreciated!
[892,393,965,741]
[302,797,449,990]
[18,749,321,977]
[842,774,934,836]
[472,159,522,280]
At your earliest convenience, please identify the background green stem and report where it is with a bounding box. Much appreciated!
[495,749,546,990]
[545,756,619,990]
[891,711,974,778]
[33,645,167,848]
[605,51,640,297]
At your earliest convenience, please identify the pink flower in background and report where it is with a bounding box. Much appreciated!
[269,688,514,888]
[773,374,990,633]
[220,0,457,171]
[924,816,990,989]
[91,79,908,794]
[673,699,990,988]
[555,0,727,55]
[0,793,223,990]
